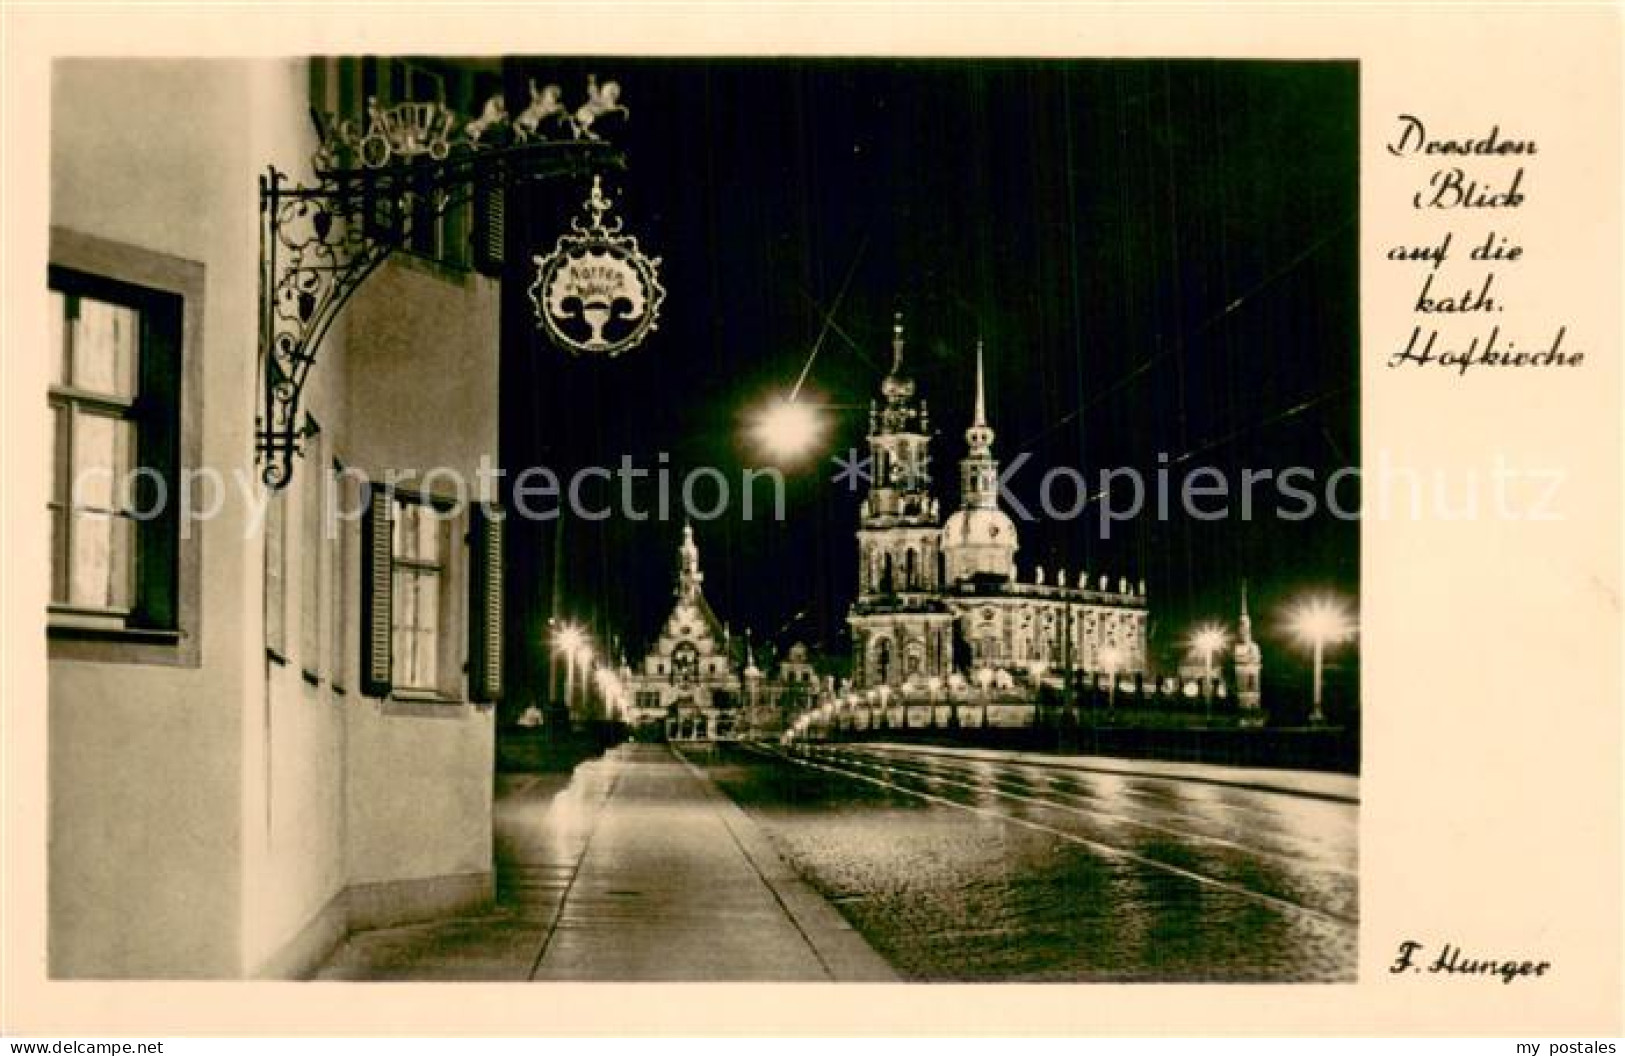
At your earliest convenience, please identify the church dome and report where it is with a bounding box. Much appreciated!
[943,506,1018,548]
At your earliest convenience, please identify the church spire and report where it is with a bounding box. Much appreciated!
[1238,579,1254,644]
[963,339,997,478]
[973,339,987,428]
[678,521,703,598]
[955,341,994,461]
[890,311,906,376]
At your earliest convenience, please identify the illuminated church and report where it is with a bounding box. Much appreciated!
[622,523,823,740]
[847,317,1152,692]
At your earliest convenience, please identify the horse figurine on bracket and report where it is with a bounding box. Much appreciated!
[574,75,629,141]
[514,80,574,141]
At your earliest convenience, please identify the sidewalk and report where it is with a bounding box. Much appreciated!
[316,743,896,982]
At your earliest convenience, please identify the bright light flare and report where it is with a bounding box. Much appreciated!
[551,621,590,659]
[750,395,825,462]
[1192,624,1228,657]
[1291,596,1354,646]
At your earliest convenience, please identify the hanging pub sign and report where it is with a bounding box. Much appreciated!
[529,175,665,357]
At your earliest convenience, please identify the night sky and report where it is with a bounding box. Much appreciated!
[497,58,1359,710]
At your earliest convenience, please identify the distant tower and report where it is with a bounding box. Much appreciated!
[941,340,1019,583]
[677,521,703,599]
[847,313,954,688]
[1233,580,1264,720]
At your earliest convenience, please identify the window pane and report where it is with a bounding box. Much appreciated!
[50,506,68,605]
[265,492,286,653]
[389,565,442,691]
[392,568,416,630]
[72,297,139,397]
[330,474,349,687]
[392,621,416,687]
[69,509,132,610]
[392,567,419,687]
[49,403,66,505]
[414,627,437,688]
[71,411,133,513]
[414,571,439,638]
[300,443,324,671]
[392,502,410,559]
[416,508,440,565]
[49,291,66,385]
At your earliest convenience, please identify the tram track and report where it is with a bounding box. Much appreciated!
[812,744,1356,880]
[747,742,1357,931]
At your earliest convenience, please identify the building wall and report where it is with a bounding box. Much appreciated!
[330,253,499,944]
[48,59,264,979]
[49,58,500,979]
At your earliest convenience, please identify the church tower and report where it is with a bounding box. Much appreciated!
[847,314,954,688]
[677,520,703,599]
[942,341,1019,583]
[1233,580,1264,720]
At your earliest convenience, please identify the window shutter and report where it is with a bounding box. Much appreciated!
[472,180,505,277]
[468,502,505,702]
[360,482,393,698]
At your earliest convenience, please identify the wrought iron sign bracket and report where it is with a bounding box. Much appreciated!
[257,85,629,489]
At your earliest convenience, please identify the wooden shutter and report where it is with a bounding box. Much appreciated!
[472,180,505,277]
[359,482,393,698]
[467,501,505,702]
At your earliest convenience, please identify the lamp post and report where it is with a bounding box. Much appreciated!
[551,621,591,722]
[1192,624,1227,725]
[1100,645,1122,714]
[595,666,623,725]
[1290,596,1353,725]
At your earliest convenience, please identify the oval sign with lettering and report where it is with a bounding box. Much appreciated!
[530,176,665,357]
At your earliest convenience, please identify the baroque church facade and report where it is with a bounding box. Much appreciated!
[848,318,1152,692]
[620,317,1264,741]
[622,524,822,740]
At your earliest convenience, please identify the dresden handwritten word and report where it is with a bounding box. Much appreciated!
[1385,114,1538,157]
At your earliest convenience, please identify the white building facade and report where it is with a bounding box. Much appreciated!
[44,58,510,979]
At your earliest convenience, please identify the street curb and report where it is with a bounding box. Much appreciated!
[674,749,901,983]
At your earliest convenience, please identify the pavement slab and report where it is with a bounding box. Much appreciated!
[314,743,895,982]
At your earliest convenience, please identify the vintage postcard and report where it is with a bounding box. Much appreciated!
[2,2,1619,1038]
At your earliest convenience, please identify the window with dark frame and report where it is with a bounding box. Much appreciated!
[329,460,352,692]
[265,485,287,661]
[390,495,451,694]
[47,268,184,638]
[298,427,325,679]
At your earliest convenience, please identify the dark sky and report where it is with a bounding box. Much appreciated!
[498,58,1358,705]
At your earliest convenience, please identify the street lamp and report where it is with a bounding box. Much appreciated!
[749,394,826,464]
[595,666,624,722]
[1192,623,1227,723]
[1290,595,1354,725]
[1100,645,1123,712]
[551,621,592,720]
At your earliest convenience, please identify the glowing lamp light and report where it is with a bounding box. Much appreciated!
[1192,624,1227,661]
[1290,597,1354,647]
[1289,594,1355,725]
[552,621,587,656]
[750,395,825,463]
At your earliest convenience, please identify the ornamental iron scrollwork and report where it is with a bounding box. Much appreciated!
[257,76,633,489]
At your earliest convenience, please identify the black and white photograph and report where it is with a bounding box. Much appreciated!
[37,54,1360,985]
